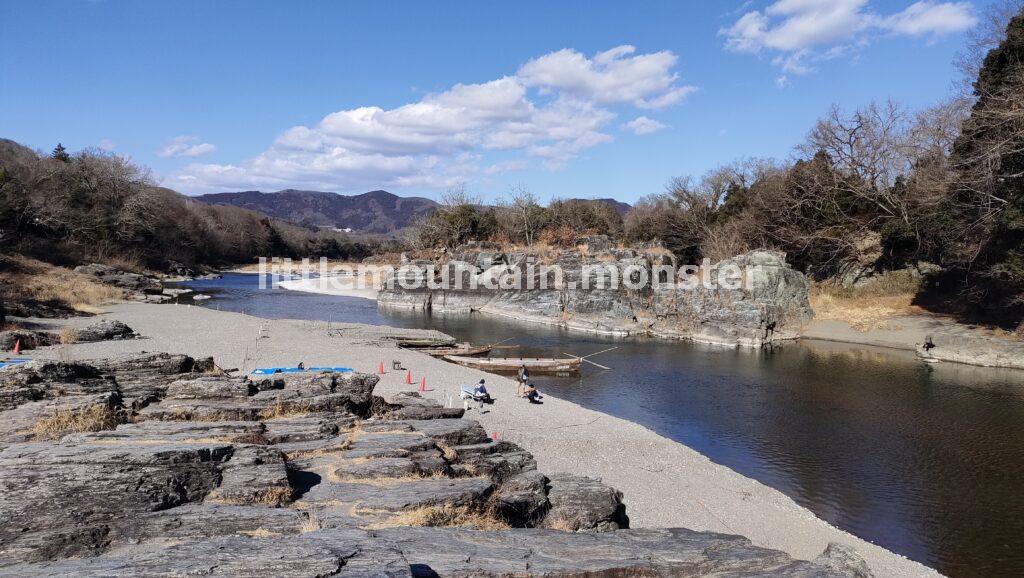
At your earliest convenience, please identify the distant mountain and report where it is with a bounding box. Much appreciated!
[194,189,439,234]
[584,198,631,216]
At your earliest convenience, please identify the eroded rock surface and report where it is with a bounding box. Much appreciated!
[379,243,813,347]
[0,351,871,577]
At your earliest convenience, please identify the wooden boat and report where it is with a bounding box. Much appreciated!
[392,336,457,348]
[443,355,582,375]
[421,344,493,358]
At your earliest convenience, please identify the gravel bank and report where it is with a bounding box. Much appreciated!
[35,302,937,577]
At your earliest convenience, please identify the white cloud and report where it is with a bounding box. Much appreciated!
[97,138,116,151]
[622,116,668,135]
[878,1,977,36]
[158,136,217,158]
[170,46,694,193]
[518,45,696,109]
[720,0,976,75]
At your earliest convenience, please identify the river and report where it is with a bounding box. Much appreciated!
[180,273,1024,576]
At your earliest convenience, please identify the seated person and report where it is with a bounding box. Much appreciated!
[461,379,492,408]
[471,379,491,401]
[523,382,543,404]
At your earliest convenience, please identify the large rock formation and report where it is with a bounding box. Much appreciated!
[379,241,813,346]
[0,352,869,576]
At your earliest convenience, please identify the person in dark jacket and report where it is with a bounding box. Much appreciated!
[517,364,529,397]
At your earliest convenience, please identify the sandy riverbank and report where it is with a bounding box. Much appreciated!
[278,275,379,300]
[25,301,937,577]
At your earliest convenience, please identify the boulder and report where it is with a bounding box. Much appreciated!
[494,470,549,526]
[73,320,137,342]
[374,391,465,420]
[540,473,628,532]
[814,542,875,578]
[0,329,55,351]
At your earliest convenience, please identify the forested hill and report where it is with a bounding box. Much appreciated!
[0,139,371,269]
[195,189,439,234]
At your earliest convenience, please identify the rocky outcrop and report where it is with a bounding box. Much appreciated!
[0,351,871,576]
[916,331,1024,370]
[379,242,813,347]
[73,263,163,295]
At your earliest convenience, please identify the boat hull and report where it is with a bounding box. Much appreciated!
[443,355,581,375]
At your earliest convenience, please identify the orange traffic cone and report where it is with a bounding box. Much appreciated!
[418,377,426,392]
[12,340,20,355]
[377,361,385,375]
[405,370,412,385]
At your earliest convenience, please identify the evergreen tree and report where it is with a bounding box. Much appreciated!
[950,9,1024,315]
[51,143,70,162]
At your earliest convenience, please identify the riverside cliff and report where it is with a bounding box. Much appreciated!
[379,239,813,347]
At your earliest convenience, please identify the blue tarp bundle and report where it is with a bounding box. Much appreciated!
[251,367,352,375]
[0,359,30,370]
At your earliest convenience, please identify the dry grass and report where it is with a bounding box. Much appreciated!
[29,405,125,440]
[58,327,79,344]
[238,528,283,538]
[809,271,924,331]
[542,515,577,532]
[258,400,313,420]
[437,442,458,462]
[0,255,123,313]
[330,470,449,486]
[300,510,323,533]
[250,487,294,506]
[365,503,509,530]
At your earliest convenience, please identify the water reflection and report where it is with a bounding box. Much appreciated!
[180,274,1024,576]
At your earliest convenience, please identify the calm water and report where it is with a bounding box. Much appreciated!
[182,273,1024,576]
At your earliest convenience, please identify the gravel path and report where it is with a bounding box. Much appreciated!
[36,302,938,577]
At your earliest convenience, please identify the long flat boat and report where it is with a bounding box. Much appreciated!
[392,336,458,348]
[422,344,493,357]
[443,355,582,375]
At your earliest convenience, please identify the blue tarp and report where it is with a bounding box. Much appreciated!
[0,359,30,370]
[251,367,352,375]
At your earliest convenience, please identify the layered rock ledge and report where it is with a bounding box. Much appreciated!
[0,352,869,576]
[378,241,813,347]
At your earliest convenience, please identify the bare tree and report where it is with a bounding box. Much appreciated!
[495,184,547,246]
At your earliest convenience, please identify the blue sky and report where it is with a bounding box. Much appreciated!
[0,0,979,202]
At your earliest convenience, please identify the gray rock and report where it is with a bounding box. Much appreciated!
[0,441,233,563]
[447,440,537,481]
[540,473,628,532]
[165,376,256,399]
[74,263,162,295]
[494,470,549,526]
[916,331,1024,370]
[0,392,123,445]
[0,528,411,577]
[0,329,55,351]
[374,391,466,420]
[298,477,494,513]
[378,248,814,346]
[84,352,212,407]
[0,361,116,411]
[73,320,138,342]
[814,542,875,578]
[375,526,863,577]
